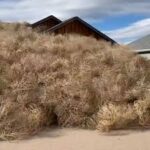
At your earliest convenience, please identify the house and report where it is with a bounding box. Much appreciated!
[128,34,150,59]
[47,17,116,44]
[31,15,62,31]
[31,15,116,44]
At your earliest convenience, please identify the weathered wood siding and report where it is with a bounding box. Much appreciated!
[52,20,105,41]
[32,19,60,31]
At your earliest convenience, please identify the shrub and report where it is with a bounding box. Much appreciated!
[96,104,137,131]
[0,22,149,140]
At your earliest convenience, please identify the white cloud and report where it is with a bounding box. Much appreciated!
[0,0,150,44]
[105,18,150,44]
[0,0,150,22]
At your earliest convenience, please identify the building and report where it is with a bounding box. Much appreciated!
[31,15,116,44]
[31,15,62,31]
[128,34,150,59]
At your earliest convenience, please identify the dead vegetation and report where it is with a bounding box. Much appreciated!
[0,22,150,140]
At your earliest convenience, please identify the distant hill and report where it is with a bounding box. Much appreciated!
[128,34,150,50]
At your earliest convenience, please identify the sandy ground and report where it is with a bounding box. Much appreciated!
[0,128,150,150]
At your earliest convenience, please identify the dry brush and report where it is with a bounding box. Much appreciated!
[0,22,150,140]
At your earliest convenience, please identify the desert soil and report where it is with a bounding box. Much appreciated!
[0,128,150,150]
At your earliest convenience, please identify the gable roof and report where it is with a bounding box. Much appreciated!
[128,34,150,50]
[47,16,117,44]
[31,15,62,27]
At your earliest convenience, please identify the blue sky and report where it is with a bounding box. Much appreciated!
[0,0,150,44]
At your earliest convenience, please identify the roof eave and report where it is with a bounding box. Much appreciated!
[47,17,117,44]
[31,15,62,27]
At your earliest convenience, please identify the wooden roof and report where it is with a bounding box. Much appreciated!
[47,16,117,44]
[31,15,62,28]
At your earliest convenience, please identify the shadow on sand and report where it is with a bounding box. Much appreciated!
[101,126,150,136]
[20,126,150,141]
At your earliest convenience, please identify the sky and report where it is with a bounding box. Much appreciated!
[0,0,150,44]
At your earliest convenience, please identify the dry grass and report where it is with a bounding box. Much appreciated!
[0,22,150,140]
[97,103,137,131]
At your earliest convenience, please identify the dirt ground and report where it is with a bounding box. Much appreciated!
[0,128,150,150]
